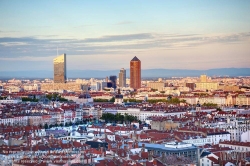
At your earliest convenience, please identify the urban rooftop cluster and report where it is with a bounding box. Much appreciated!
[0,55,250,166]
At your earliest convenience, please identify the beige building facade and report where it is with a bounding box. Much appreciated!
[147,82,166,91]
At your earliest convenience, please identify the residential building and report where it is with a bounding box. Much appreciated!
[195,75,218,91]
[138,142,198,162]
[147,82,165,91]
[219,140,250,152]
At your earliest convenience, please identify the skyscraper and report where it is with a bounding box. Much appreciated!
[130,56,141,90]
[109,75,117,89]
[54,54,67,83]
[119,68,126,88]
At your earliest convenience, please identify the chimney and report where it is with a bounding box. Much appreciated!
[124,145,127,151]
[142,144,145,152]
[153,159,157,166]
[104,148,106,157]
[135,142,138,148]
[100,147,104,157]
[128,142,133,149]
[108,143,111,150]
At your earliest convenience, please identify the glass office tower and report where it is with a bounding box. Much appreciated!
[54,54,66,83]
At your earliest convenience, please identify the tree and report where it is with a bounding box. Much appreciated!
[109,97,115,102]
[216,107,222,111]
[203,102,218,108]
[21,97,38,102]
[60,123,63,127]
[151,89,158,92]
[100,113,115,123]
[55,123,58,127]
[115,113,124,123]
[69,121,73,126]
[46,93,68,102]
[180,99,186,103]
[94,98,109,102]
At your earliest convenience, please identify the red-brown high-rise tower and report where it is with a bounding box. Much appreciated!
[130,56,141,90]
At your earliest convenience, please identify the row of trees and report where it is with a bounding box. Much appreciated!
[123,99,142,103]
[46,93,68,102]
[202,102,218,107]
[22,97,39,102]
[94,97,115,102]
[41,120,91,129]
[100,113,138,123]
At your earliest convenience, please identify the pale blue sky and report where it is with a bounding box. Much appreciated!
[0,0,250,71]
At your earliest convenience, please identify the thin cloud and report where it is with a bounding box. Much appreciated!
[115,21,133,25]
[0,56,54,61]
[0,32,249,59]
[0,30,20,33]
[73,24,97,28]
[82,33,153,43]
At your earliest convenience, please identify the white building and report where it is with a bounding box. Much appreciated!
[117,108,186,121]
[219,140,250,152]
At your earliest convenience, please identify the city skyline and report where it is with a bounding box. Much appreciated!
[0,1,250,73]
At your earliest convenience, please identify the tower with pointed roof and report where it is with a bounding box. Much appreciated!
[130,56,141,90]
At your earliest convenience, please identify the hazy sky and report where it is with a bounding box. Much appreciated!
[0,0,250,71]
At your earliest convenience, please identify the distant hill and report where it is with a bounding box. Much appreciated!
[0,68,250,79]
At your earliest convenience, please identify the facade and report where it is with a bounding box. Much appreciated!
[147,82,165,91]
[117,108,186,121]
[109,75,117,89]
[114,89,124,105]
[218,85,240,92]
[150,120,179,131]
[53,54,67,83]
[236,94,250,106]
[186,83,196,91]
[99,81,108,90]
[41,83,87,92]
[195,74,218,91]
[200,75,208,82]
[90,82,101,91]
[219,140,250,152]
[138,142,198,162]
[119,68,126,88]
[130,56,141,90]
[195,82,218,91]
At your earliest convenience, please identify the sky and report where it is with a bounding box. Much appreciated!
[0,0,250,72]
